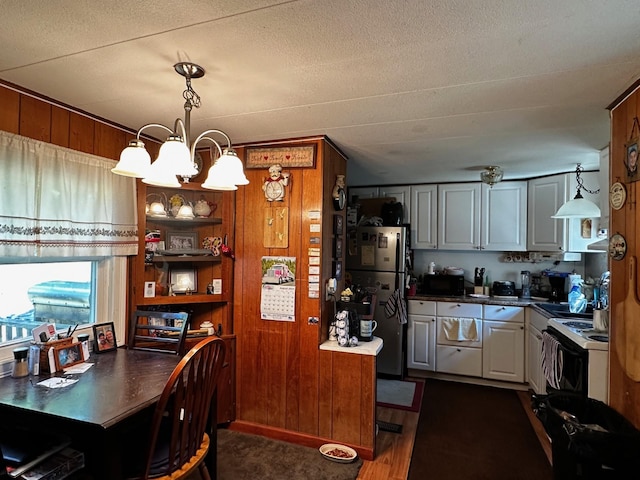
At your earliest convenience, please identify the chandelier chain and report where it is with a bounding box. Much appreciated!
[183,76,201,109]
[575,163,599,195]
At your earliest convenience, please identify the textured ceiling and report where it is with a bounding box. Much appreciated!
[1,0,640,186]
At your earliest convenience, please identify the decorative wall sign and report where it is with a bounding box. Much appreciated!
[246,145,316,168]
[610,182,627,210]
[609,233,627,261]
[625,117,640,182]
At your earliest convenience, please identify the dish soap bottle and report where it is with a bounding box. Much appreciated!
[568,274,587,313]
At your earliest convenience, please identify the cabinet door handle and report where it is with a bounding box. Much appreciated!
[456,348,461,352]
[520,326,524,330]
[456,304,461,307]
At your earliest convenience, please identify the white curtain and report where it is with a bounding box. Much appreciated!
[0,131,138,257]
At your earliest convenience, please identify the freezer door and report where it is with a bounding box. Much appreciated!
[346,226,406,273]
[349,270,405,376]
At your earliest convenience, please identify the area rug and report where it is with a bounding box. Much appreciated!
[376,378,424,412]
[215,429,363,480]
[408,379,552,480]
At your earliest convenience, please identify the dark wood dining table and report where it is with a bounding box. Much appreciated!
[0,347,216,479]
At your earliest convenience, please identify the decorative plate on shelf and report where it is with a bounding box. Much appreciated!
[609,182,626,210]
[319,444,357,463]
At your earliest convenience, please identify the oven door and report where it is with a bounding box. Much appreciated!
[542,326,588,396]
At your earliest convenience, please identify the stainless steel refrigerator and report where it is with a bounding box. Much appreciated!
[346,225,408,377]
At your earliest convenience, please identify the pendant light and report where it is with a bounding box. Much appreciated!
[551,163,600,218]
[111,62,248,190]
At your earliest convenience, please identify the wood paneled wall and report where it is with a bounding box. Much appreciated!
[609,83,640,426]
[233,137,350,437]
[0,83,153,159]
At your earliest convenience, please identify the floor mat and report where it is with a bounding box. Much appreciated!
[376,378,424,412]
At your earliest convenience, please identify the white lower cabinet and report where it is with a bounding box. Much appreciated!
[407,300,436,371]
[482,305,525,383]
[526,308,547,394]
[436,345,483,377]
[435,302,483,377]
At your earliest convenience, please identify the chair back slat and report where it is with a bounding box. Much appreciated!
[128,311,190,355]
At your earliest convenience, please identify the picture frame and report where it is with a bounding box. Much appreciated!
[170,268,197,294]
[333,260,343,280]
[166,231,198,251]
[53,343,85,371]
[625,139,639,182]
[245,144,316,169]
[92,322,117,353]
[333,236,343,258]
[333,214,344,235]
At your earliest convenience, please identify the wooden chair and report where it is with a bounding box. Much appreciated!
[128,310,190,355]
[126,336,226,480]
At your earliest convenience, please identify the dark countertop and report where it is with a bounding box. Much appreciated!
[407,294,535,307]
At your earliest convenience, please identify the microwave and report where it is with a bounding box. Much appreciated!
[422,274,465,296]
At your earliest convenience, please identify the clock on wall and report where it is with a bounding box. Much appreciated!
[332,175,346,211]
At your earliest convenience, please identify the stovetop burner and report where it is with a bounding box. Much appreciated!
[587,334,609,342]
[563,321,593,330]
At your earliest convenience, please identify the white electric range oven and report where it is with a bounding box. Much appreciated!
[545,317,609,402]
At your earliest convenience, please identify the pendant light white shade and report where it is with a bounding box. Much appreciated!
[111,139,151,177]
[551,163,601,219]
[551,193,601,218]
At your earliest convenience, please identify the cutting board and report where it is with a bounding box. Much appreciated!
[622,256,640,381]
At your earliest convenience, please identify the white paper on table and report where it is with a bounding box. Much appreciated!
[37,377,78,388]
[63,362,94,374]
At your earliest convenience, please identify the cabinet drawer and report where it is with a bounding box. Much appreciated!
[483,305,525,323]
[408,300,436,315]
[436,345,482,377]
[436,318,482,347]
[436,301,482,318]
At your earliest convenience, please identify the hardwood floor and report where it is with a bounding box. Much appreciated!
[357,405,420,480]
[356,389,552,480]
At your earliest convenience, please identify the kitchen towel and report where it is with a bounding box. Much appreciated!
[541,331,564,390]
[384,289,407,324]
[442,318,479,341]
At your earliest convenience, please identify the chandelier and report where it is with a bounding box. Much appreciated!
[480,166,504,186]
[111,62,248,190]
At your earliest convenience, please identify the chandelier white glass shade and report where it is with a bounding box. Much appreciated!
[551,163,600,219]
[480,166,504,186]
[111,62,248,190]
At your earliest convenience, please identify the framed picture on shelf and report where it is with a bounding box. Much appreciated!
[333,214,344,235]
[53,343,85,371]
[170,268,197,294]
[92,322,117,353]
[167,231,198,251]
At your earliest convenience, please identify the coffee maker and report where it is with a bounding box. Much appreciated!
[548,276,567,302]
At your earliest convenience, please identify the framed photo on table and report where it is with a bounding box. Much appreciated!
[53,343,85,371]
[93,322,117,353]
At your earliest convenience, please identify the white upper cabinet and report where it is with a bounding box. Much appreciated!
[347,186,411,224]
[436,181,526,251]
[438,183,481,250]
[410,185,437,249]
[348,187,379,205]
[527,174,568,251]
[481,181,528,251]
[527,171,601,252]
[379,186,411,223]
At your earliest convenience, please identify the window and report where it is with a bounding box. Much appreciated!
[0,257,127,365]
[0,261,95,345]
